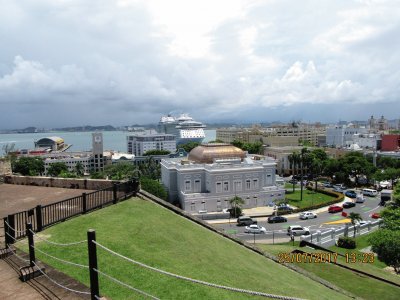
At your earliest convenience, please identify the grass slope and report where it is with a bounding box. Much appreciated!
[260,242,400,300]
[28,199,350,300]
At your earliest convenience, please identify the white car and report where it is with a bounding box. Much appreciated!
[299,211,317,220]
[244,224,267,234]
[287,225,310,236]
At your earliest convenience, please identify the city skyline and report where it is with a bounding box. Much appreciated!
[1,0,400,128]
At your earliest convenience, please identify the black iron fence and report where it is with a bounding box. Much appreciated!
[3,179,139,245]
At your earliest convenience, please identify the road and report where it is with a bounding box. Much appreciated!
[214,189,384,243]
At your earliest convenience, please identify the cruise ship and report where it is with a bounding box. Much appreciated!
[158,113,206,145]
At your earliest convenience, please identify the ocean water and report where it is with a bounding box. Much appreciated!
[0,130,217,155]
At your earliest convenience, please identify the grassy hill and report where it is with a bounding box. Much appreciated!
[27,198,351,299]
[260,242,400,300]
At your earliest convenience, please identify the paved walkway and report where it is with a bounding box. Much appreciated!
[0,250,90,299]
[0,184,93,299]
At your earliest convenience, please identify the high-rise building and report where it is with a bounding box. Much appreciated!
[127,133,176,156]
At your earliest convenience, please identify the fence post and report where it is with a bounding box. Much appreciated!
[113,183,118,204]
[35,205,43,232]
[82,193,87,214]
[87,229,100,300]
[4,217,10,246]
[26,223,35,267]
[7,214,15,245]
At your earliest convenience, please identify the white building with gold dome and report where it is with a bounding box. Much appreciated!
[160,143,284,213]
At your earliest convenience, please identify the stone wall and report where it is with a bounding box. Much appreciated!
[4,175,118,190]
[0,159,12,176]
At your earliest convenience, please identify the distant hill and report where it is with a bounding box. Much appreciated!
[52,125,116,132]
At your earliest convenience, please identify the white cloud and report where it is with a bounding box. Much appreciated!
[0,0,399,128]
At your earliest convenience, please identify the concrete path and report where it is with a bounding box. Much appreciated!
[0,249,90,300]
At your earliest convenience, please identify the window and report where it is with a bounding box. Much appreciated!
[194,179,201,192]
[217,200,222,211]
[233,180,242,192]
[253,179,259,189]
[246,179,251,190]
[223,181,229,192]
[190,202,195,211]
[184,180,191,192]
[216,182,222,193]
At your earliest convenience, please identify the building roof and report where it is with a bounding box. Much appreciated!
[36,136,64,144]
[188,143,246,164]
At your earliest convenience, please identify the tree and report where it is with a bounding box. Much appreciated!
[368,229,400,274]
[75,162,84,176]
[229,196,244,218]
[13,157,44,176]
[139,156,161,180]
[140,176,168,200]
[143,150,171,156]
[348,212,362,238]
[380,208,400,231]
[101,162,140,180]
[47,162,68,177]
[180,142,200,153]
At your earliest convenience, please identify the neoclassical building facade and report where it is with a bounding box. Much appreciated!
[161,144,285,213]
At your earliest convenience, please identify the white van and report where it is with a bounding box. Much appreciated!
[362,188,378,197]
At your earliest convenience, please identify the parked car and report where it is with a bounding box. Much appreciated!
[342,201,356,208]
[288,179,298,184]
[371,213,381,219]
[244,224,267,234]
[333,187,344,193]
[287,225,310,236]
[323,182,333,188]
[299,211,317,220]
[237,216,257,226]
[267,216,287,223]
[345,190,357,198]
[328,205,343,213]
[277,206,294,214]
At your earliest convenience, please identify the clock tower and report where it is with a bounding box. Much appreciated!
[92,132,104,172]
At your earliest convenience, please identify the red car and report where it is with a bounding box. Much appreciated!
[328,205,343,213]
[371,213,381,219]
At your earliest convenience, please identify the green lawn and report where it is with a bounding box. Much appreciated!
[259,241,400,300]
[20,198,350,300]
[285,190,336,209]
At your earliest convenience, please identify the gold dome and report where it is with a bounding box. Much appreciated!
[188,143,246,164]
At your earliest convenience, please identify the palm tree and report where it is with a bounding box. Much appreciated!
[229,196,245,218]
[349,212,363,238]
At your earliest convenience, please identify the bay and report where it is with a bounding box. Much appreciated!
[0,130,216,155]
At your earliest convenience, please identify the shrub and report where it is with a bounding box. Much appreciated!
[337,236,356,249]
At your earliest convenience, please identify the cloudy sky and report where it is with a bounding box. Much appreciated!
[1,0,399,129]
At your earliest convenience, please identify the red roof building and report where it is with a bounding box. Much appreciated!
[381,135,400,151]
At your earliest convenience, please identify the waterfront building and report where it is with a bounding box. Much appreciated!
[127,133,176,156]
[34,136,65,151]
[216,124,325,147]
[161,143,284,213]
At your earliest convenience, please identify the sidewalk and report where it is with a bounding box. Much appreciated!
[0,245,90,299]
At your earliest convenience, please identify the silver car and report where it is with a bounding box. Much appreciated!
[244,224,267,234]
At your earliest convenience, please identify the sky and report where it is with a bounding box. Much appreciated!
[1,0,400,129]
